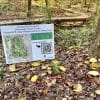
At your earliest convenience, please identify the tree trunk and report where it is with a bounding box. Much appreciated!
[90,17,100,58]
[27,0,32,17]
[84,0,87,6]
[44,0,51,23]
[87,0,92,12]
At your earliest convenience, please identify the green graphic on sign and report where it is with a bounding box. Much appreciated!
[31,32,53,40]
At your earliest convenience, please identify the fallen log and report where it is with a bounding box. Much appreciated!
[0,15,91,25]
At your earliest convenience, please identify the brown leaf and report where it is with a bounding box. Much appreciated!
[73,83,83,93]
[43,89,48,95]
[47,79,56,87]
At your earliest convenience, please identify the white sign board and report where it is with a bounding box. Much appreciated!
[1,24,55,64]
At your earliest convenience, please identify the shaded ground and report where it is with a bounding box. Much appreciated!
[0,6,90,26]
[0,39,100,100]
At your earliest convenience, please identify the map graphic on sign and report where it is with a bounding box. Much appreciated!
[1,24,55,64]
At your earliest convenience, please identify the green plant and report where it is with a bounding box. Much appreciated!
[0,65,3,79]
[49,62,60,75]
[56,27,94,48]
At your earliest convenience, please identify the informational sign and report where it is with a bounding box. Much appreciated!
[1,24,55,64]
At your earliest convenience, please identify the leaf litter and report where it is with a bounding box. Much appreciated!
[0,40,100,100]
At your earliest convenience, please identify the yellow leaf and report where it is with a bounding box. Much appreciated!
[87,71,99,76]
[9,64,16,72]
[89,58,97,63]
[31,62,40,67]
[41,65,48,69]
[90,63,100,69]
[19,96,26,100]
[90,63,97,69]
[95,89,100,95]
[26,74,31,80]
[96,63,100,68]
[40,73,47,77]
[31,75,38,83]
[52,60,59,65]
[62,97,67,100]
[47,69,52,75]
[58,66,66,72]
[73,83,83,92]
[84,60,89,65]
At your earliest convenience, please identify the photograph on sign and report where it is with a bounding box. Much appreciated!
[1,24,55,64]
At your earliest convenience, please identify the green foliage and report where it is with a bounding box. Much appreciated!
[90,16,99,29]
[0,64,3,79]
[49,62,60,75]
[56,27,94,48]
[0,3,26,13]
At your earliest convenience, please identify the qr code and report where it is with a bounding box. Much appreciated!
[41,43,52,54]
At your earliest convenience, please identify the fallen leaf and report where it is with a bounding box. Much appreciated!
[31,75,38,83]
[51,79,56,84]
[44,79,49,85]
[95,88,100,95]
[41,65,48,69]
[96,63,100,68]
[73,83,82,92]
[41,66,47,70]
[26,74,31,80]
[89,58,97,63]
[90,63,97,69]
[87,71,99,76]
[62,97,67,100]
[90,62,100,69]
[19,96,26,100]
[47,69,52,75]
[84,60,89,65]
[31,62,40,67]
[40,72,47,77]
[47,79,56,87]
[9,64,16,72]
[58,66,66,72]
[52,60,60,65]
[43,89,48,95]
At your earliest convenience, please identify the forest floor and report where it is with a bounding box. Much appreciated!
[0,4,100,100]
[0,37,100,100]
[0,6,91,26]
